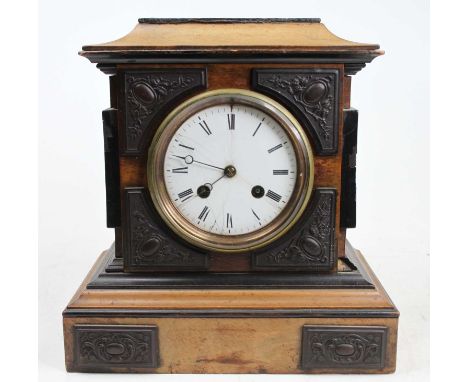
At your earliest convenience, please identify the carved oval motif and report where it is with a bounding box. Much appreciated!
[133,82,156,105]
[335,343,356,356]
[303,81,327,104]
[299,236,322,257]
[140,237,163,257]
[105,343,125,355]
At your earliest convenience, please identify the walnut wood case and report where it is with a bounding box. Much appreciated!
[63,18,398,374]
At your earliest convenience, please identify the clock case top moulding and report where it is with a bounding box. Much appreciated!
[64,19,398,375]
[80,18,382,69]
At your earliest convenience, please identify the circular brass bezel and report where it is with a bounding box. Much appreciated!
[147,89,314,253]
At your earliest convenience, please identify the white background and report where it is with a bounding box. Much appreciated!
[37,0,429,381]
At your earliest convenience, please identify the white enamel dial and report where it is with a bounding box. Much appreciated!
[163,103,297,236]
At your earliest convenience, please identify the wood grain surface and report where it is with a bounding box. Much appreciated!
[64,316,397,374]
[81,21,382,54]
[63,246,398,374]
[66,247,396,311]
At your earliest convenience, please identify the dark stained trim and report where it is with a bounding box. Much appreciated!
[102,108,121,227]
[82,52,379,76]
[340,108,359,228]
[139,18,321,24]
[63,308,399,319]
[88,238,372,289]
[87,271,373,289]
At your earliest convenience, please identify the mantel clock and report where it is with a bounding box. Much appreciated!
[63,18,399,374]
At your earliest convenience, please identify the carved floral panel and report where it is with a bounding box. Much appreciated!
[253,188,336,270]
[252,69,339,155]
[124,69,206,154]
[301,326,387,369]
[124,187,208,270]
[73,325,158,369]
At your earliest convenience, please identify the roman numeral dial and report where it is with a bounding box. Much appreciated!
[154,92,312,248]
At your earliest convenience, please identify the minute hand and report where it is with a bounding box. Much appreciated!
[174,155,224,171]
[193,159,224,171]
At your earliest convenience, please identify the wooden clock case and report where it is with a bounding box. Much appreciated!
[63,18,399,374]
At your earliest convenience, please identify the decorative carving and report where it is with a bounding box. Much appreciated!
[74,325,158,369]
[301,326,387,369]
[268,76,333,138]
[124,69,206,154]
[124,187,208,270]
[252,69,339,155]
[253,188,336,270]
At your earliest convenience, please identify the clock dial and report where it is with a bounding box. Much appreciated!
[164,104,297,236]
[148,90,313,252]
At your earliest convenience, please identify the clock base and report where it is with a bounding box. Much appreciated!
[63,243,398,374]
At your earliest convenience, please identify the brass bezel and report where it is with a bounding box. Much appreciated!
[147,89,314,253]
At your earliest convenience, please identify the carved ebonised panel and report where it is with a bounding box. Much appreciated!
[73,325,158,370]
[124,69,206,155]
[252,69,340,155]
[301,326,387,369]
[123,187,209,271]
[102,108,120,228]
[341,108,358,228]
[252,188,336,271]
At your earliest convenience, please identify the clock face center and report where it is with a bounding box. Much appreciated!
[224,165,237,178]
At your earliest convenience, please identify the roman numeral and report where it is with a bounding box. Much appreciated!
[266,189,282,202]
[210,219,217,231]
[227,114,235,130]
[251,209,261,225]
[226,213,233,229]
[199,120,212,135]
[172,167,188,174]
[178,143,194,150]
[273,170,289,175]
[267,143,283,153]
[198,206,210,222]
[252,117,265,136]
[177,188,193,201]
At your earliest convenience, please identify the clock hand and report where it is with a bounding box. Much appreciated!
[194,159,225,171]
[174,155,224,171]
[196,164,237,198]
[208,173,226,188]
[197,173,226,198]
